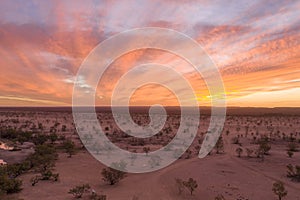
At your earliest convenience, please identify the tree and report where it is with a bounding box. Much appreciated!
[26,144,59,186]
[183,178,198,195]
[258,137,271,155]
[27,144,58,172]
[235,147,243,157]
[68,184,90,198]
[63,140,76,158]
[32,134,48,145]
[272,181,287,200]
[0,165,22,194]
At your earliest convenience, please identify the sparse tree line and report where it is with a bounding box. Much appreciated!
[234,136,271,161]
[213,180,289,200]
[68,184,107,199]
[68,161,127,199]
[0,127,78,197]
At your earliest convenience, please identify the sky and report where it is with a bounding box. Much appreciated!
[0,0,299,107]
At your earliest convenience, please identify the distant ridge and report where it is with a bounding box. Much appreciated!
[0,106,299,116]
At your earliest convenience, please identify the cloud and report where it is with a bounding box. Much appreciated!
[0,0,299,106]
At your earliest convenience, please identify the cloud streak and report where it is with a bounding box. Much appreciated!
[0,0,299,107]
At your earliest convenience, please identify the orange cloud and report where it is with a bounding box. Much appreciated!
[0,0,299,107]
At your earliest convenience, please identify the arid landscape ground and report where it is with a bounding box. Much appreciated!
[1,0,300,200]
[0,107,299,200]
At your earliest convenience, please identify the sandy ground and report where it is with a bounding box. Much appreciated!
[12,144,300,200]
[1,110,299,200]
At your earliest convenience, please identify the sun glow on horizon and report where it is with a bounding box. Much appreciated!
[0,1,299,107]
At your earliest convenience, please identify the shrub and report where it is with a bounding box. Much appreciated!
[101,162,126,185]
[6,163,30,178]
[32,134,48,145]
[90,192,107,200]
[272,181,287,200]
[30,170,59,186]
[62,140,76,158]
[287,150,293,158]
[68,184,90,198]
[287,143,298,152]
[258,137,271,155]
[26,144,58,171]
[0,177,22,194]
[215,194,226,200]
[0,165,23,194]
[286,164,300,182]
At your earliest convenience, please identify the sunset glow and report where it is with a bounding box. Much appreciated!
[0,1,299,107]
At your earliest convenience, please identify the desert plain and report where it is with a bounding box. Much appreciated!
[0,107,299,200]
